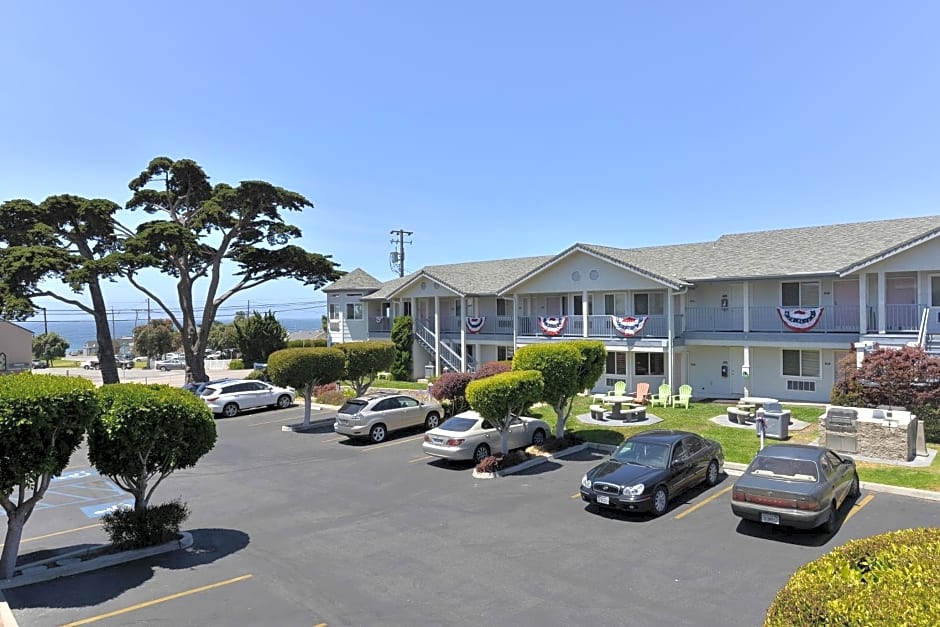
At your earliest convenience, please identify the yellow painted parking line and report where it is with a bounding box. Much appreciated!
[361,434,426,452]
[571,493,581,499]
[408,455,433,463]
[314,623,327,627]
[0,523,101,549]
[674,485,734,520]
[61,573,254,626]
[844,493,875,523]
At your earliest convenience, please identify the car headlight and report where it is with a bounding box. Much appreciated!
[622,483,645,497]
[581,475,592,489]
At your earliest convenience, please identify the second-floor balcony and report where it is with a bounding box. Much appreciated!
[365,303,927,339]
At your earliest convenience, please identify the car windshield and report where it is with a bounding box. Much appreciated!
[437,416,479,432]
[338,400,368,415]
[611,441,670,468]
[748,456,819,482]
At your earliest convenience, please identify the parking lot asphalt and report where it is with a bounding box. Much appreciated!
[4,404,940,627]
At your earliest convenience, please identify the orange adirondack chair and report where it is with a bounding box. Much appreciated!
[633,382,650,402]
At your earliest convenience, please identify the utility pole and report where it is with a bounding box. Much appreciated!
[147,298,151,324]
[42,307,48,335]
[389,228,413,278]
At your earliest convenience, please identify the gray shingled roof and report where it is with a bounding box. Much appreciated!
[322,268,383,292]
[358,215,940,298]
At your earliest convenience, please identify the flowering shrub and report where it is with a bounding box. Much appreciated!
[475,453,504,473]
[314,382,347,405]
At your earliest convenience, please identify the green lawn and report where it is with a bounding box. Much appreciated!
[377,379,940,492]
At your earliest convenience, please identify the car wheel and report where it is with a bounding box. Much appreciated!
[849,472,861,498]
[532,428,546,446]
[159,366,168,371]
[650,485,669,517]
[705,459,720,486]
[822,501,838,534]
[276,395,292,409]
[424,412,441,430]
[473,443,490,464]
[83,365,90,370]
[369,424,387,443]
[222,403,240,418]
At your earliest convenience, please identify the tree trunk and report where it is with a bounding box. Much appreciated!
[555,406,567,439]
[302,384,313,428]
[500,430,510,455]
[0,509,30,580]
[88,282,119,384]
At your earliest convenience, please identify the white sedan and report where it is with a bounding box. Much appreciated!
[422,410,550,464]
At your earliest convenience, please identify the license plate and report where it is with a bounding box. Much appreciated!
[761,512,780,525]
[597,495,610,505]
[432,437,444,445]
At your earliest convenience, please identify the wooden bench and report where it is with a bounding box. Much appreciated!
[727,406,753,424]
[589,404,608,421]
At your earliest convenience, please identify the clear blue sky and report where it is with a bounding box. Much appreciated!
[3,1,939,324]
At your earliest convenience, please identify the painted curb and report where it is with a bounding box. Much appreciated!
[0,588,17,627]
[0,531,194,591]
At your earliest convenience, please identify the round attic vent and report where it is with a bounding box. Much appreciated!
[571,271,581,281]
[420,281,427,290]
[589,269,599,280]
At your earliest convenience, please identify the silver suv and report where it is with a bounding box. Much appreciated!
[334,393,443,443]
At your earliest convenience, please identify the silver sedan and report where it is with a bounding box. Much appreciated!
[422,410,550,464]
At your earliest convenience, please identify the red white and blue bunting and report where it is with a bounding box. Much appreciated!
[611,315,648,337]
[466,316,486,334]
[777,307,824,332]
[538,316,568,336]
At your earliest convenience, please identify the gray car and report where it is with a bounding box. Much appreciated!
[731,444,860,533]
[334,393,443,443]
[422,410,550,464]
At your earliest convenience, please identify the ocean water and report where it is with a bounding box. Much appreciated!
[19,317,323,353]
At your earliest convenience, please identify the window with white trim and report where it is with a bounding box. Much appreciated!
[634,352,665,376]
[781,281,820,307]
[496,298,511,316]
[497,346,514,361]
[782,349,820,377]
[605,352,627,375]
[346,303,363,320]
[634,292,665,316]
[605,293,626,315]
[329,304,341,320]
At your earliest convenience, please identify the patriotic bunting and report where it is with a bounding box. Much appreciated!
[611,315,648,336]
[777,307,824,332]
[466,316,486,333]
[538,316,568,336]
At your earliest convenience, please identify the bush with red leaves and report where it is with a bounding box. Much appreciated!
[472,360,512,380]
[430,371,473,416]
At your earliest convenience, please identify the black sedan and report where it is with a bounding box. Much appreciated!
[731,444,860,533]
[580,429,725,517]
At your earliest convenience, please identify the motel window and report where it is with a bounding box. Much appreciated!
[497,346,514,361]
[605,352,627,375]
[496,298,511,316]
[782,349,820,378]
[329,304,341,320]
[781,281,820,307]
[605,294,626,315]
[634,292,665,316]
[634,352,665,376]
[346,303,363,320]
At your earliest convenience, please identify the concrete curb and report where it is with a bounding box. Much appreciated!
[473,442,606,478]
[281,414,336,432]
[0,588,17,627]
[0,531,194,591]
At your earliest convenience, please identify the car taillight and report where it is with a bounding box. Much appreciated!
[796,499,820,511]
[732,490,746,502]
[445,438,465,446]
[204,396,219,402]
[423,434,431,442]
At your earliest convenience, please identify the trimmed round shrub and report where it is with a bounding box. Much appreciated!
[228,358,245,369]
[765,527,940,626]
[472,360,512,380]
[102,499,190,550]
[430,371,473,416]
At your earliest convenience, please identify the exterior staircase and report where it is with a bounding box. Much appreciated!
[918,307,940,357]
[415,324,476,373]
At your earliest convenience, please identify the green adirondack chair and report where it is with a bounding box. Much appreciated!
[649,383,671,407]
[671,384,693,409]
[608,380,627,397]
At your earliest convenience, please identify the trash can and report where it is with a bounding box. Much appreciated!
[424,364,435,379]
[762,406,791,440]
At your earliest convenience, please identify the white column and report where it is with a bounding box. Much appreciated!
[433,295,441,376]
[511,294,518,355]
[742,282,750,332]
[582,289,589,337]
[858,274,868,333]
[877,271,886,333]
[460,296,467,372]
[667,288,674,390]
